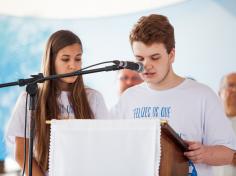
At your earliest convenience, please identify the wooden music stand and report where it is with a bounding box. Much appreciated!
[160,122,189,176]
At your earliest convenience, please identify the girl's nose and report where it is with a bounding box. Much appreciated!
[68,61,76,70]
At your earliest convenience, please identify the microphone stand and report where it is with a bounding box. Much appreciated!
[38,65,120,82]
[1,73,43,176]
[26,83,37,176]
[0,64,121,176]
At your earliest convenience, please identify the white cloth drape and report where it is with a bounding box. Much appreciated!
[49,119,161,176]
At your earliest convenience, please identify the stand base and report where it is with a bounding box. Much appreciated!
[0,160,21,176]
[0,161,4,173]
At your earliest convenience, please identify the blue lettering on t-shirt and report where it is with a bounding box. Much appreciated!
[59,104,74,116]
[133,108,140,118]
[160,107,171,118]
[133,106,171,119]
[133,107,151,118]
[152,107,159,117]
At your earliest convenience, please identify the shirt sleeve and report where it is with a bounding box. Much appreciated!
[5,92,30,144]
[87,89,109,119]
[203,89,236,150]
[109,94,127,119]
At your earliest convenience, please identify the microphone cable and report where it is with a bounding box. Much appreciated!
[21,92,29,176]
[28,60,117,86]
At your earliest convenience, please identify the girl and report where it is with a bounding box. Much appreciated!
[6,30,108,175]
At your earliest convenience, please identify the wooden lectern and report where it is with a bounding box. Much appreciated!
[48,120,189,176]
[160,122,189,176]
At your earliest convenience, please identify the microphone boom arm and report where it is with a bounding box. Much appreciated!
[0,64,121,88]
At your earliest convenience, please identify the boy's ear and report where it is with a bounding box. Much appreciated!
[169,48,175,63]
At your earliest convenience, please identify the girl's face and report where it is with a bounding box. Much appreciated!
[54,43,82,90]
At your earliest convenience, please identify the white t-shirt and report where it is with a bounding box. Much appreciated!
[111,79,236,176]
[230,117,236,133]
[6,87,109,141]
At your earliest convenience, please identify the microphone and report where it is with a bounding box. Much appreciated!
[113,60,144,73]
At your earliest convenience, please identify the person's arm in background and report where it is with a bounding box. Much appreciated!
[15,137,44,176]
[184,141,234,165]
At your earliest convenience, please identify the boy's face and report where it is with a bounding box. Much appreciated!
[132,41,175,90]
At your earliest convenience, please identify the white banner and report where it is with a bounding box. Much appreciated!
[49,119,161,176]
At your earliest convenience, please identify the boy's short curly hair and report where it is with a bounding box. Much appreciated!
[129,14,175,54]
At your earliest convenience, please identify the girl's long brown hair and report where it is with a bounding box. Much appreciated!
[34,30,94,172]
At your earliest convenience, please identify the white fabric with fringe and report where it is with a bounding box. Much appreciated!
[49,119,161,176]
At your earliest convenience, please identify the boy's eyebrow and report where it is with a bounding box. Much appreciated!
[151,53,161,57]
[135,53,161,57]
